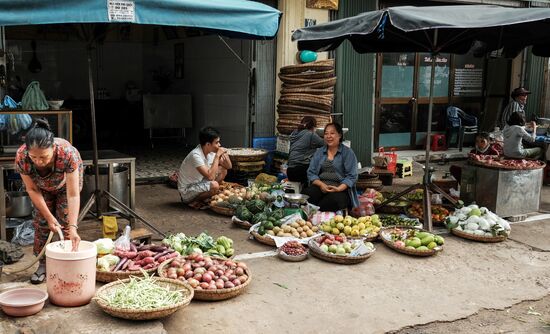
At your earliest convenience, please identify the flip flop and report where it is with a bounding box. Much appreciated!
[30,264,46,285]
[187,201,203,210]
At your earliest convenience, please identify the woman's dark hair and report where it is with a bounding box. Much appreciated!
[25,118,54,149]
[324,122,344,143]
[297,116,317,131]
[507,112,525,127]
[199,126,220,146]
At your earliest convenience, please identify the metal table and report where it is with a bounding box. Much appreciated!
[0,150,135,241]
[461,164,542,217]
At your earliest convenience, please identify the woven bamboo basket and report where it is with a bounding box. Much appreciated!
[277,249,309,262]
[450,228,507,243]
[284,69,336,79]
[279,96,333,111]
[158,258,252,301]
[282,77,337,89]
[307,239,375,265]
[250,230,276,247]
[277,108,331,117]
[279,75,329,85]
[232,218,252,229]
[280,87,334,95]
[280,60,335,74]
[281,93,334,101]
[96,267,158,283]
[379,229,442,257]
[227,148,268,162]
[94,277,194,320]
[209,205,235,217]
[356,179,383,191]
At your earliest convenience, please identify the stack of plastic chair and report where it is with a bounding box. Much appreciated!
[456,108,478,152]
[445,106,462,148]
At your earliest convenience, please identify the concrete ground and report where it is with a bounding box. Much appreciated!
[1,161,549,334]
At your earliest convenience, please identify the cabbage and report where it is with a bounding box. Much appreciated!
[94,238,115,255]
[498,219,511,231]
[455,225,463,231]
[96,254,119,272]
[474,230,485,236]
[456,213,468,221]
[448,216,459,224]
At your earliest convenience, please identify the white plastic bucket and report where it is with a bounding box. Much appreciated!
[45,240,97,307]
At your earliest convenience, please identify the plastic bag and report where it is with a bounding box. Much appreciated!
[114,225,131,251]
[11,219,35,246]
[7,113,32,134]
[2,95,19,109]
[21,81,49,110]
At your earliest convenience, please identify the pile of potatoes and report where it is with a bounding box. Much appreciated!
[211,187,247,205]
[267,219,320,238]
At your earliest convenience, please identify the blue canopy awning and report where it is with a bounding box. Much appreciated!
[0,0,281,39]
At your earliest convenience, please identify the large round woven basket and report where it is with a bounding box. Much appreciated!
[279,95,333,111]
[280,60,334,75]
[158,258,252,301]
[233,218,252,229]
[379,229,442,257]
[227,148,268,162]
[277,105,331,115]
[282,77,337,89]
[356,179,383,190]
[284,69,335,79]
[450,228,507,243]
[307,239,375,265]
[96,267,158,283]
[209,205,235,217]
[250,230,276,247]
[94,277,194,320]
[280,87,334,95]
[279,75,330,85]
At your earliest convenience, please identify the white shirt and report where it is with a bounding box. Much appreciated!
[177,145,215,188]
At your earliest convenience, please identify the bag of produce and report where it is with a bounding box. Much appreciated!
[114,225,132,251]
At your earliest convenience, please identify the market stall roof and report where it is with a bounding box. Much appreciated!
[0,0,281,39]
[292,5,550,57]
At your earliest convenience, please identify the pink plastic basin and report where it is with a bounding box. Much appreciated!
[0,288,48,317]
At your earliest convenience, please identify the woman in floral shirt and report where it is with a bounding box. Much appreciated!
[15,118,83,284]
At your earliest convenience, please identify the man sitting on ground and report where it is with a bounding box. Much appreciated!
[178,127,232,209]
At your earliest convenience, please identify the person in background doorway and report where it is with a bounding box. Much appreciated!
[500,87,530,128]
[286,116,325,184]
[503,112,541,159]
[178,127,232,209]
[302,122,359,212]
[16,118,83,284]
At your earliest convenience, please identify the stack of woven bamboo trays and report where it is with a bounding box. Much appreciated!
[277,59,335,134]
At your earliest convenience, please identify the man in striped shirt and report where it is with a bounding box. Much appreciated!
[500,87,530,128]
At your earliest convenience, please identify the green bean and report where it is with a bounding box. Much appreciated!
[98,273,185,310]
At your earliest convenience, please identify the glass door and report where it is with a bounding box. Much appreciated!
[375,52,450,149]
[375,53,416,148]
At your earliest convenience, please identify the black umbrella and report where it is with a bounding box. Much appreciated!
[292,5,550,230]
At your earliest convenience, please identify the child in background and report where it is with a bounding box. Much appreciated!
[450,132,501,184]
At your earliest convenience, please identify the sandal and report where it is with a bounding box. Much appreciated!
[30,263,46,285]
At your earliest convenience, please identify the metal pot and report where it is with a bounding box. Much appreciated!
[6,191,33,218]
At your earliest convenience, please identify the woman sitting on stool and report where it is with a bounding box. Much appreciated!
[286,116,325,184]
[503,112,542,160]
[302,122,359,212]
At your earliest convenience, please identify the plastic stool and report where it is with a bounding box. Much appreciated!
[396,160,413,178]
[282,181,302,194]
[431,134,446,151]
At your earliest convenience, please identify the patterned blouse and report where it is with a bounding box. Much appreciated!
[319,160,342,186]
[15,138,83,193]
